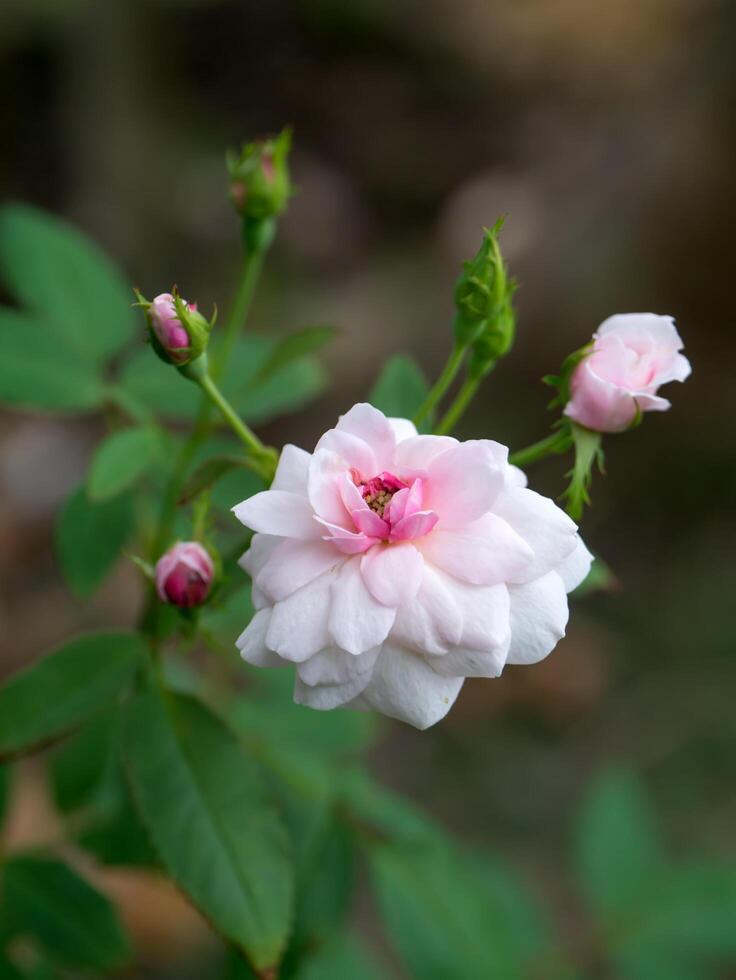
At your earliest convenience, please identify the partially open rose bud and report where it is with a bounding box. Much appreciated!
[155,542,214,608]
[564,313,691,433]
[135,289,212,366]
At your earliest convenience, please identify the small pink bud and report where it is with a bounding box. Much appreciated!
[155,542,214,608]
[149,293,193,364]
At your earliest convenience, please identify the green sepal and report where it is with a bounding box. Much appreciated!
[544,341,595,410]
[227,127,292,221]
[561,421,604,520]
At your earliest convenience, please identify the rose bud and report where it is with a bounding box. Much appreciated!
[227,128,292,222]
[155,542,215,608]
[564,314,691,433]
[135,289,213,366]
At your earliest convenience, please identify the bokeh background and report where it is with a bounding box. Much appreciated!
[1,0,735,976]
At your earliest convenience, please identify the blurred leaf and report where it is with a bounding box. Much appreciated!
[119,335,326,425]
[575,769,663,916]
[55,485,133,597]
[230,670,377,759]
[123,688,293,972]
[0,309,103,412]
[255,324,337,381]
[368,355,430,423]
[87,425,160,501]
[370,839,538,980]
[77,793,157,868]
[50,712,117,815]
[0,765,9,827]
[572,556,617,597]
[272,772,355,961]
[295,935,384,980]
[236,356,327,424]
[179,454,250,505]
[0,632,144,760]
[0,205,136,364]
[2,855,130,969]
[50,708,156,867]
[0,954,24,980]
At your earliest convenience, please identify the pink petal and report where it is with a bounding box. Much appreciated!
[307,449,351,525]
[328,558,395,655]
[255,538,342,601]
[507,572,568,665]
[492,487,577,584]
[297,644,380,686]
[316,517,378,555]
[314,429,377,477]
[360,643,463,730]
[360,542,424,607]
[236,609,284,668]
[334,403,396,470]
[232,490,319,539]
[390,565,463,655]
[271,444,311,495]
[389,509,439,541]
[265,569,336,661]
[352,506,390,538]
[419,513,533,586]
[394,434,458,470]
[425,441,504,528]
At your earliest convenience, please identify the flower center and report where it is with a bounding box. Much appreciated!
[351,470,408,519]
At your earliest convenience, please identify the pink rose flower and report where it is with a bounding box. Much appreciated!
[564,314,691,433]
[149,293,195,364]
[155,541,214,608]
[232,404,592,730]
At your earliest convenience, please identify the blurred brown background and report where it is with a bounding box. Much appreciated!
[1,0,735,973]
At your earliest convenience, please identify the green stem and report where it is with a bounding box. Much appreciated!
[434,375,481,435]
[509,429,572,468]
[413,342,468,428]
[197,372,277,480]
[211,232,270,382]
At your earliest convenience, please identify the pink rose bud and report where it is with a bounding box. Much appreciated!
[149,293,195,364]
[564,314,691,433]
[155,542,214,608]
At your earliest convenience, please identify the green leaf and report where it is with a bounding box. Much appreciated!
[295,935,384,980]
[55,485,133,597]
[2,855,130,969]
[0,205,136,364]
[50,712,118,815]
[118,335,326,425]
[123,689,293,972]
[229,671,377,760]
[0,309,103,412]
[0,955,24,980]
[87,425,159,501]
[0,632,145,760]
[369,355,431,423]
[575,769,664,916]
[255,325,337,382]
[236,357,327,425]
[0,765,9,827]
[370,840,536,980]
[571,556,617,597]
[178,454,250,506]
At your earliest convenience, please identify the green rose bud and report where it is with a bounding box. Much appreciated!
[227,128,292,223]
